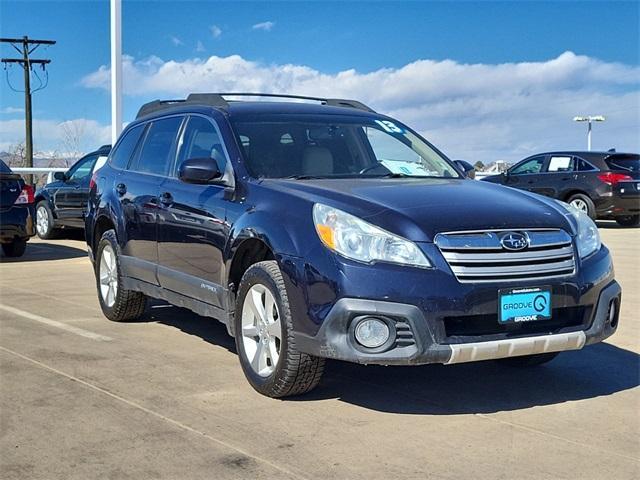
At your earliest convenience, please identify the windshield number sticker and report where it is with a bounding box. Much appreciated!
[375,120,403,133]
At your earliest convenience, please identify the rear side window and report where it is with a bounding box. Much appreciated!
[547,156,573,172]
[177,116,227,172]
[110,125,145,169]
[605,154,640,173]
[576,157,596,171]
[135,117,183,176]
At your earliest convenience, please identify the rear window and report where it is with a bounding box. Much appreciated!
[0,160,11,174]
[605,154,640,172]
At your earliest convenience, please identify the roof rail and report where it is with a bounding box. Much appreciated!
[135,92,375,119]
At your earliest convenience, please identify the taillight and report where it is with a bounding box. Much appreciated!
[89,171,98,189]
[597,172,633,186]
[14,185,35,205]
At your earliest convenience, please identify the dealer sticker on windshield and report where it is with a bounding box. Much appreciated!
[499,286,552,323]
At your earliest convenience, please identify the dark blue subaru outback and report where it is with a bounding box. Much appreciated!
[86,93,621,398]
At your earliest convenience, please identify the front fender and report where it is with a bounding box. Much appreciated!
[34,189,57,218]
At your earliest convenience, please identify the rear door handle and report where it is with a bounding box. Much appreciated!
[115,183,127,196]
[160,192,173,206]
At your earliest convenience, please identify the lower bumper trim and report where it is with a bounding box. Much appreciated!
[445,331,586,364]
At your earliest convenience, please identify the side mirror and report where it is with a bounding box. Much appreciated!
[454,160,476,179]
[178,157,224,184]
[54,171,66,181]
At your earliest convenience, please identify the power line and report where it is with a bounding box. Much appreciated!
[1,36,56,184]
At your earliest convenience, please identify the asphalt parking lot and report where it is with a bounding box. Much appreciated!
[1,223,638,480]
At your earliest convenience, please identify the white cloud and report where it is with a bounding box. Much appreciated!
[80,51,640,163]
[196,40,205,52]
[0,118,111,154]
[170,35,184,46]
[1,107,25,114]
[210,25,222,38]
[252,21,275,32]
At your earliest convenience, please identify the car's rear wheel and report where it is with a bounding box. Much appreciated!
[2,238,27,257]
[35,201,59,239]
[567,193,596,219]
[496,352,559,367]
[95,229,147,321]
[235,260,325,398]
[615,215,640,227]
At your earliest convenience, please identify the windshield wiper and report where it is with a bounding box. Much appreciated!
[280,174,327,180]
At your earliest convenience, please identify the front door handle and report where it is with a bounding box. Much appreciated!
[160,192,173,206]
[115,183,127,196]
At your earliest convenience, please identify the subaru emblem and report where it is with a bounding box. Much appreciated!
[500,232,529,251]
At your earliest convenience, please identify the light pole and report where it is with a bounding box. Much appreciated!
[111,0,122,144]
[573,115,605,151]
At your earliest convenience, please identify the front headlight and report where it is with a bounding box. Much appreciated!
[312,203,431,267]
[557,200,601,259]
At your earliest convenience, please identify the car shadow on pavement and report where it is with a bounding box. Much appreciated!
[145,301,237,353]
[596,220,638,229]
[141,302,638,414]
[299,343,640,414]
[0,241,87,263]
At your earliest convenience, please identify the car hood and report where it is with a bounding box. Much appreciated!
[262,178,573,242]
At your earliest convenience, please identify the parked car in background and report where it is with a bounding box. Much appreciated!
[34,145,111,238]
[482,151,640,226]
[0,160,35,257]
[86,93,620,398]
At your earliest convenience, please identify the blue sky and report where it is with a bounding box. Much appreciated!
[1,0,639,161]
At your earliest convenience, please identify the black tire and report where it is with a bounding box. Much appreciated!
[2,238,27,257]
[234,260,325,398]
[615,215,640,227]
[95,229,147,322]
[566,193,596,220]
[496,352,559,367]
[35,201,59,239]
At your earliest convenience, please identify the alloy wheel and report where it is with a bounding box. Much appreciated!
[241,284,282,377]
[99,245,118,307]
[570,198,588,213]
[36,206,49,237]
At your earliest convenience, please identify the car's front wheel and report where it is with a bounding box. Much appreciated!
[235,261,325,398]
[615,215,640,227]
[35,201,58,239]
[2,238,27,257]
[95,229,147,321]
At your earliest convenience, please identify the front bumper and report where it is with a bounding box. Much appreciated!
[293,280,621,365]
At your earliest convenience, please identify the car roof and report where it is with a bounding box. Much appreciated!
[531,151,637,158]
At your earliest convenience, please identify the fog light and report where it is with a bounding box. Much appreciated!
[354,317,390,349]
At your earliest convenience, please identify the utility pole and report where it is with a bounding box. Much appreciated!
[573,115,605,151]
[1,36,56,184]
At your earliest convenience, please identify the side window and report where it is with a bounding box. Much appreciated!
[110,125,145,170]
[547,156,573,173]
[177,116,227,171]
[67,154,98,182]
[510,156,545,175]
[135,117,184,176]
[576,157,596,171]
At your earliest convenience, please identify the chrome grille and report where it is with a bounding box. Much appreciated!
[435,229,575,283]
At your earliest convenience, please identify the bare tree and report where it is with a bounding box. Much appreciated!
[8,142,27,168]
[60,120,87,167]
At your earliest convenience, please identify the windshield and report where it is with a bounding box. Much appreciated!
[231,115,459,179]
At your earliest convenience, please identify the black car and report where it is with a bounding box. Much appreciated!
[34,144,111,238]
[0,160,36,257]
[482,151,640,226]
[86,93,620,398]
